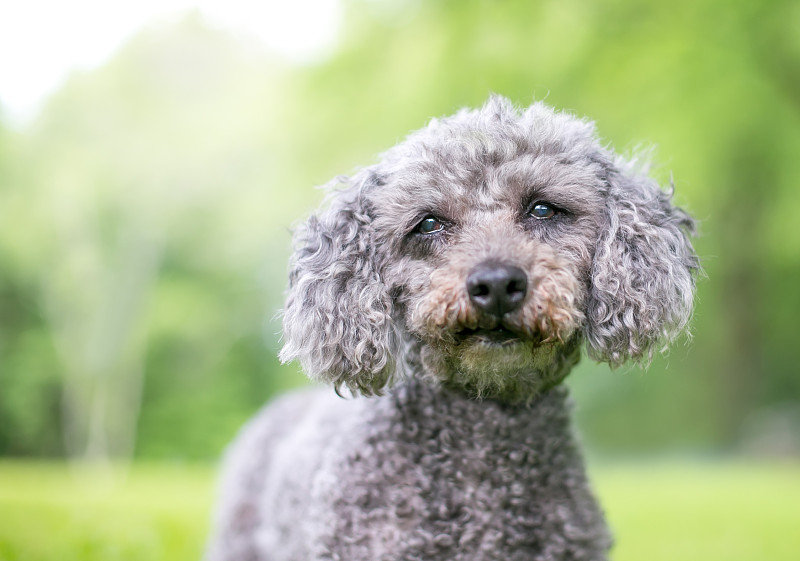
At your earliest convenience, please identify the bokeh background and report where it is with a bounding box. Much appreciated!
[1,1,799,560]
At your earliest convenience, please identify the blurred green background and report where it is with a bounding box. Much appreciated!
[1,0,799,559]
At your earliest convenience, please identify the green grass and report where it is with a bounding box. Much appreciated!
[0,460,798,560]
[0,462,214,561]
[594,461,800,561]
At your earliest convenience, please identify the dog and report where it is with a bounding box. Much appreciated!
[205,96,699,560]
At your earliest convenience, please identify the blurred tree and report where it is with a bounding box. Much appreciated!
[1,15,310,460]
[0,114,64,456]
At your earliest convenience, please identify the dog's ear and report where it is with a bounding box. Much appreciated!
[279,170,397,396]
[585,157,700,366]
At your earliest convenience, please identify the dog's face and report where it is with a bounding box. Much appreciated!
[281,98,699,402]
[374,144,605,401]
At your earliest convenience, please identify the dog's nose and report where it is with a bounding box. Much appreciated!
[466,263,527,317]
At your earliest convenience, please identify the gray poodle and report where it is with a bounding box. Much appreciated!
[205,97,699,560]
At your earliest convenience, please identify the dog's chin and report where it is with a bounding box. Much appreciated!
[454,332,548,373]
[419,328,576,404]
[455,327,528,347]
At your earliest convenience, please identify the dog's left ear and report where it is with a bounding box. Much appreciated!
[586,157,701,366]
[279,170,398,396]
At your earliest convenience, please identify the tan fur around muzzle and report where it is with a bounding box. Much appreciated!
[409,228,585,345]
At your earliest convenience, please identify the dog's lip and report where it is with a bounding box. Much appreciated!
[456,327,523,345]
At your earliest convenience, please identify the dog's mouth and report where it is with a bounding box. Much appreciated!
[455,327,524,346]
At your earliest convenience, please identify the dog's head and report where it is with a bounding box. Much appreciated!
[280,97,699,402]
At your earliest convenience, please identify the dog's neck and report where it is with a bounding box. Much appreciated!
[387,377,577,448]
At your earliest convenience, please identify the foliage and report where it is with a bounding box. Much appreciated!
[1,0,800,459]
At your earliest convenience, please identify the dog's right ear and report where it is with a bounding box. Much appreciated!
[279,171,397,396]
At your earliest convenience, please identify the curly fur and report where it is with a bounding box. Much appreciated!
[279,175,401,395]
[206,97,700,561]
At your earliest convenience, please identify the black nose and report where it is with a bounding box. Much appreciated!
[466,262,528,317]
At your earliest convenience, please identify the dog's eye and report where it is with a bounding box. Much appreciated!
[529,202,556,220]
[416,216,444,235]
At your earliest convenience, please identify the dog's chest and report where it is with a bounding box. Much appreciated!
[311,383,609,561]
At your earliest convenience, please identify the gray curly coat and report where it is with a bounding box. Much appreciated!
[205,97,699,560]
